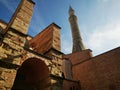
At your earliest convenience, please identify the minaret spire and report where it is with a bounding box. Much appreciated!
[69,5,75,15]
[69,6,86,53]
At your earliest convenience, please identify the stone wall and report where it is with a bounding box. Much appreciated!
[9,0,35,34]
[0,27,63,89]
[0,20,7,30]
[24,49,63,90]
[0,41,63,90]
[0,27,26,89]
[0,0,35,88]
[0,28,26,65]
[0,68,17,90]
[0,0,77,89]
[23,47,63,77]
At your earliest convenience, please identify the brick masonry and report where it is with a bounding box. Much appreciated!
[72,47,120,90]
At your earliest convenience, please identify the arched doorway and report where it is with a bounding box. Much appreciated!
[11,57,50,90]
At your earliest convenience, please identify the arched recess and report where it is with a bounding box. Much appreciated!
[11,57,50,90]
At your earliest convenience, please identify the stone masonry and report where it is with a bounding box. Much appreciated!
[0,0,64,89]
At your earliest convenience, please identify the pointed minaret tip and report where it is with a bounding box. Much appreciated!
[69,5,73,11]
[69,5,75,15]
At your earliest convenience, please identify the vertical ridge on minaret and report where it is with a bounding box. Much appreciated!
[69,6,86,53]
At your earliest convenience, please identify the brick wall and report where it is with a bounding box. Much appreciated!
[64,49,92,65]
[29,23,61,54]
[72,47,120,90]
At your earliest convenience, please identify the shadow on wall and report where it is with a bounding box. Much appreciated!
[11,57,50,90]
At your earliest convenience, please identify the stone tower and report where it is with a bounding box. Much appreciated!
[0,0,35,89]
[69,6,86,53]
[0,0,35,65]
[6,0,35,34]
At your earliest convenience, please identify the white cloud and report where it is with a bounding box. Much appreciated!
[103,0,109,2]
[98,0,109,3]
[86,21,120,55]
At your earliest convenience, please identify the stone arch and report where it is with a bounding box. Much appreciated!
[11,57,50,90]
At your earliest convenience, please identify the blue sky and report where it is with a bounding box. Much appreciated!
[0,0,120,56]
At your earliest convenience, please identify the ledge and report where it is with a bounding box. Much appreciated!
[0,60,20,69]
[24,47,52,60]
[50,74,79,83]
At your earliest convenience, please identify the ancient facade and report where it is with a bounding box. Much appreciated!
[0,0,120,90]
[0,0,79,90]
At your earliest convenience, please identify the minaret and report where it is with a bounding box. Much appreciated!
[69,6,86,53]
